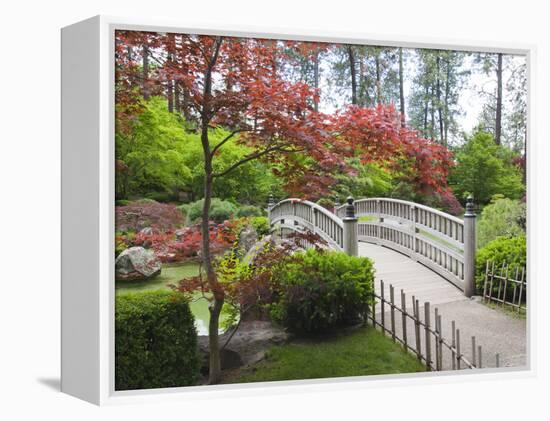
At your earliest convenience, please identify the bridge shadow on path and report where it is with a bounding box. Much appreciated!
[360,241,526,369]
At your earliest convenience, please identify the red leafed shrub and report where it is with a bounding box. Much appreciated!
[439,190,464,216]
[118,221,238,263]
[115,202,185,232]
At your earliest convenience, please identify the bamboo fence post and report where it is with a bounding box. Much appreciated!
[424,302,431,370]
[390,285,396,342]
[440,313,444,369]
[471,336,477,368]
[413,297,421,361]
[456,329,461,370]
[478,345,482,369]
[451,320,456,370]
[434,307,441,371]
[482,260,490,302]
[517,268,525,314]
[381,280,386,332]
[401,289,407,350]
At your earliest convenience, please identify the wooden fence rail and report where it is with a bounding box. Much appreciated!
[483,261,526,314]
[370,279,502,370]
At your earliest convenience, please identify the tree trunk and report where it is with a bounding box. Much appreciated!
[399,48,406,126]
[436,54,444,144]
[199,37,223,385]
[174,81,181,113]
[375,52,382,105]
[347,46,357,105]
[423,83,429,135]
[167,80,174,113]
[430,84,435,141]
[444,57,450,146]
[313,50,320,111]
[495,53,503,145]
[142,44,150,100]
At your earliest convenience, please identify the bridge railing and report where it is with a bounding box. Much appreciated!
[269,198,345,251]
[337,197,475,292]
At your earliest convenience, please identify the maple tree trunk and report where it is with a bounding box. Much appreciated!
[495,53,503,145]
[201,159,224,384]
[399,48,406,126]
[347,46,357,105]
[200,37,224,385]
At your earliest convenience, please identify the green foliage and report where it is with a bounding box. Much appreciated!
[116,97,282,205]
[115,290,200,390]
[475,235,526,292]
[183,198,238,224]
[477,197,526,249]
[116,97,193,199]
[249,216,270,237]
[450,130,524,206]
[331,160,394,200]
[235,205,264,218]
[271,249,375,333]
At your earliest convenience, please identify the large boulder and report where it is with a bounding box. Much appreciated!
[115,246,161,281]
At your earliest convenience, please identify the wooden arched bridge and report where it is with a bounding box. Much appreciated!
[268,196,477,306]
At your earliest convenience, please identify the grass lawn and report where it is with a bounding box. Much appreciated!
[115,261,227,334]
[231,326,425,383]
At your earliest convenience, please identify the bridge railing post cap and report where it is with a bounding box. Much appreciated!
[465,196,475,215]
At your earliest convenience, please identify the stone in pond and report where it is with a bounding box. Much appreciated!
[115,246,161,281]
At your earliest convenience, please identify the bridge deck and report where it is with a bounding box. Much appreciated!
[359,242,467,308]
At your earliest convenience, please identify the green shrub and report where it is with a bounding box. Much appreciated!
[133,198,158,204]
[236,205,264,218]
[475,235,527,293]
[477,197,526,249]
[271,249,375,333]
[185,198,238,224]
[250,216,270,237]
[115,291,200,390]
[145,191,175,203]
[116,199,132,206]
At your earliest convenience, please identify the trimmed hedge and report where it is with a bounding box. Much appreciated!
[271,249,375,333]
[475,235,527,293]
[115,291,200,390]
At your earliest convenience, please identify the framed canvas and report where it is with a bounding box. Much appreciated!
[61,15,534,405]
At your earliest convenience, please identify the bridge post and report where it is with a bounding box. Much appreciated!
[343,196,358,256]
[267,193,275,219]
[463,196,476,297]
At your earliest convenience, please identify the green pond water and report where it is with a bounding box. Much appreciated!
[115,262,227,335]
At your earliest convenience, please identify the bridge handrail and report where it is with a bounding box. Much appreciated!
[337,197,468,290]
[337,197,463,224]
[269,198,344,250]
